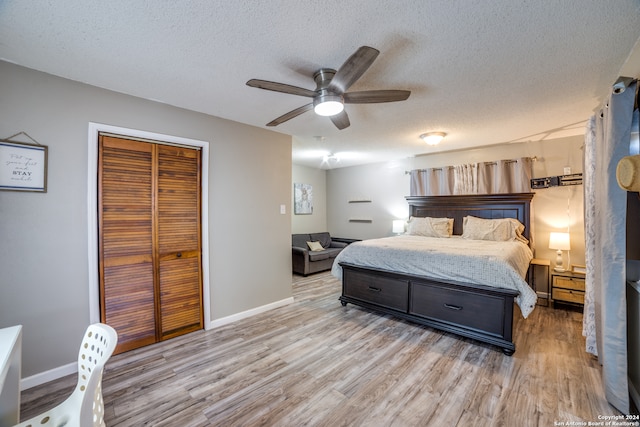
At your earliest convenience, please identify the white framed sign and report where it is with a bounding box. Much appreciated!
[0,141,48,192]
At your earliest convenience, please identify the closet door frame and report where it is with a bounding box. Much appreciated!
[87,122,211,330]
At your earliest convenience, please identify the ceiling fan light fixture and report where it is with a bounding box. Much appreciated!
[420,132,447,145]
[313,94,344,116]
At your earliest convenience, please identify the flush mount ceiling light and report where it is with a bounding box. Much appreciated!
[323,153,340,162]
[313,93,344,116]
[420,132,447,146]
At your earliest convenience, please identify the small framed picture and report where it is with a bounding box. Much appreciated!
[0,141,48,192]
[571,265,586,275]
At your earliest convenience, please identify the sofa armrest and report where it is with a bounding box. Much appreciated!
[292,246,309,255]
[329,241,348,249]
[292,246,310,275]
[331,237,361,245]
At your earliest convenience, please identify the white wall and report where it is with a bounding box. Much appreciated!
[326,136,585,267]
[291,164,327,233]
[0,61,293,379]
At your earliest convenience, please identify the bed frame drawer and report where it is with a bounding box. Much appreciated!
[342,268,409,312]
[339,263,518,355]
[410,281,507,336]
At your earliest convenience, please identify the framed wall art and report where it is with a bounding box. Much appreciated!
[294,183,313,215]
[0,140,48,192]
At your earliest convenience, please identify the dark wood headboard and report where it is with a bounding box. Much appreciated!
[405,193,534,240]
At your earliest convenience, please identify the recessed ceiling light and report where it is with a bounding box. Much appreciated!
[420,132,447,145]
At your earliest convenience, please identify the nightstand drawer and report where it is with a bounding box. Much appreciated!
[552,288,585,305]
[554,276,585,291]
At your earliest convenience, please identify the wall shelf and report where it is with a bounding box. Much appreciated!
[348,218,373,223]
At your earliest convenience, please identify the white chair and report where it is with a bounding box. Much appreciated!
[15,323,118,427]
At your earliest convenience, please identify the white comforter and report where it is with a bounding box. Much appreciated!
[331,235,537,318]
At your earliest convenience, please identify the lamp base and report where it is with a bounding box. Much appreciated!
[553,249,565,273]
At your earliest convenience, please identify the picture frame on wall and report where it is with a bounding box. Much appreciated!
[0,140,48,192]
[294,183,313,215]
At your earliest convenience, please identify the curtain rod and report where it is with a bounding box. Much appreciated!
[405,156,537,175]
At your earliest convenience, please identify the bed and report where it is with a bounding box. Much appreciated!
[333,193,535,355]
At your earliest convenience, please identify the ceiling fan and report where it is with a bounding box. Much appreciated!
[246,46,411,130]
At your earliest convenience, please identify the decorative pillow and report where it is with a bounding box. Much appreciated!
[461,216,528,244]
[306,241,324,251]
[406,216,453,238]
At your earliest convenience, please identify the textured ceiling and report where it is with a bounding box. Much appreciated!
[1,1,639,169]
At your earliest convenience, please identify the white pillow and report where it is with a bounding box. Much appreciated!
[461,216,528,244]
[306,241,324,251]
[406,216,453,238]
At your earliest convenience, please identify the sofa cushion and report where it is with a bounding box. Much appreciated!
[309,232,331,248]
[307,247,343,262]
[308,250,332,262]
[292,234,311,249]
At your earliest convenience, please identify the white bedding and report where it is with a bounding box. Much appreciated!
[331,235,537,318]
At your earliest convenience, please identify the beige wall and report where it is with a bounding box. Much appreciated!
[0,61,293,378]
[326,136,585,267]
[291,164,327,234]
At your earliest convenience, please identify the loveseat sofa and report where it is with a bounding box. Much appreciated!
[292,232,349,276]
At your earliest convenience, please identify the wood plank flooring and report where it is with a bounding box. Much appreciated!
[20,272,620,426]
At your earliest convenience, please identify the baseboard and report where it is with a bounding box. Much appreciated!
[21,361,76,390]
[206,297,295,329]
[21,297,295,390]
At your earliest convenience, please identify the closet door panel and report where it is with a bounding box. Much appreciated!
[99,136,157,353]
[102,263,156,350]
[156,145,203,339]
[158,256,202,338]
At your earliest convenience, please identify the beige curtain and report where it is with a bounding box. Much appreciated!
[453,163,477,194]
[410,157,532,196]
[410,166,455,196]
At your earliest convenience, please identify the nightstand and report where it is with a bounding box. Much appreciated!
[528,258,550,306]
[551,270,585,309]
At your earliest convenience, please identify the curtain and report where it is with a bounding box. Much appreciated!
[583,80,636,414]
[410,167,454,196]
[454,163,477,194]
[410,157,532,196]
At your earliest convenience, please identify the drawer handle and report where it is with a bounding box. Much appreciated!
[368,286,381,293]
[444,303,463,311]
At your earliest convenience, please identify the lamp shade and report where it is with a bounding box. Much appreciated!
[549,232,571,250]
[392,219,405,234]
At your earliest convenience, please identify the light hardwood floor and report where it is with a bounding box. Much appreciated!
[21,272,620,426]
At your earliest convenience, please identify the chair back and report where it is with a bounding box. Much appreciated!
[75,323,118,426]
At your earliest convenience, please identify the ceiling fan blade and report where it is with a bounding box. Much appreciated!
[343,90,411,104]
[266,103,314,126]
[330,110,350,130]
[247,79,317,98]
[327,46,380,94]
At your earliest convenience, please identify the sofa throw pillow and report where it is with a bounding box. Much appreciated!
[406,216,453,238]
[307,241,324,251]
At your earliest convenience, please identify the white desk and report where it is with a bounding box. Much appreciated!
[0,325,22,427]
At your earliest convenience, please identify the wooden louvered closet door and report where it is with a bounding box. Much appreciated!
[98,135,203,354]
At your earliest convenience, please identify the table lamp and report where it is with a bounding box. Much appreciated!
[392,219,405,234]
[549,232,571,272]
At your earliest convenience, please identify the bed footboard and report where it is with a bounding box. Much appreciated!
[339,263,519,355]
